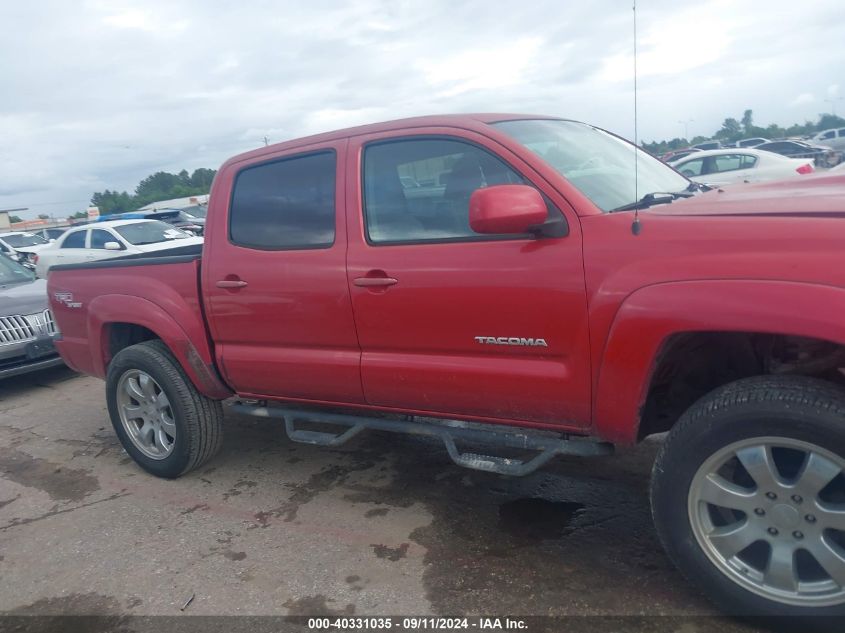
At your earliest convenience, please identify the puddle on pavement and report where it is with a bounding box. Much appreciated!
[0,446,100,502]
[498,498,585,540]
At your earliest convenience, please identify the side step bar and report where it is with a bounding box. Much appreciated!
[230,403,613,476]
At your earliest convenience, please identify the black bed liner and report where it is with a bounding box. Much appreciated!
[50,243,203,272]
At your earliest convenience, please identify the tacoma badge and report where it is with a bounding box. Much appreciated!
[474,336,548,347]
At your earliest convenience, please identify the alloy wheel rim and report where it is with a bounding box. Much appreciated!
[116,369,176,460]
[688,436,845,607]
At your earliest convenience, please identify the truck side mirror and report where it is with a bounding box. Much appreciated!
[469,185,549,235]
[104,241,122,251]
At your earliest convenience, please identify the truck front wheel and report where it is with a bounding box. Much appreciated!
[106,340,223,478]
[651,375,845,617]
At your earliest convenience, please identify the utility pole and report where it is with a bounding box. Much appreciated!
[824,97,843,117]
[678,119,694,140]
[262,136,269,146]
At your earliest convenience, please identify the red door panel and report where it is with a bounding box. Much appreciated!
[203,140,364,403]
[345,129,591,427]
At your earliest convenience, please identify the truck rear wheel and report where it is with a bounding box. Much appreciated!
[651,375,845,617]
[106,340,223,478]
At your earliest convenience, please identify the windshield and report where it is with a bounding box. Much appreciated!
[493,119,690,212]
[0,253,35,284]
[2,233,49,248]
[182,205,207,219]
[149,212,179,222]
[113,220,191,246]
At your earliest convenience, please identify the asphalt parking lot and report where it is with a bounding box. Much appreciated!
[0,366,763,631]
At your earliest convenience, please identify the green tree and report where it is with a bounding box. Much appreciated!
[817,113,845,131]
[91,167,218,214]
[9,215,22,223]
[135,172,181,200]
[642,109,845,157]
[716,118,742,140]
[190,168,216,190]
[741,109,754,134]
[91,189,134,215]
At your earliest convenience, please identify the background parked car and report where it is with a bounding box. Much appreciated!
[0,231,52,273]
[732,137,769,148]
[692,140,721,150]
[36,219,203,277]
[754,140,838,167]
[811,127,845,152]
[32,227,69,241]
[143,208,206,235]
[0,253,63,378]
[102,206,207,235]
[660,147,701,162]
[670,148,814,185]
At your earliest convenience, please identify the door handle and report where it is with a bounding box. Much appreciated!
[216,279,248,289]
[353,276,398,288]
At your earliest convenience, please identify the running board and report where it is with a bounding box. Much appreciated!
[229,403,613,476]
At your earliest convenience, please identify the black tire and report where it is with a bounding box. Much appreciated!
[652,375,845,618]
[106,340,223,478]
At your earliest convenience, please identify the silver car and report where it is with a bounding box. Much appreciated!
[812,127,845,152]
[0,254,63,378]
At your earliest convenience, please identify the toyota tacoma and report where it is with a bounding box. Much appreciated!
[48,114,845,618]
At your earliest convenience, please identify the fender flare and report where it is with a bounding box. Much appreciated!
[593,279,845,444]
[87,294,232,399]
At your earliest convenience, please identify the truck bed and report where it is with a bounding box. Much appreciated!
[48,243,204,273]
[46,242,228,398]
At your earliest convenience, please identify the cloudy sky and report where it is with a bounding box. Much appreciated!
[2,0,843,219]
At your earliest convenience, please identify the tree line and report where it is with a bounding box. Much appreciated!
[641,111,845,156]
[83,167,217,218]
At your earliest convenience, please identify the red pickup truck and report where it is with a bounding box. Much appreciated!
[49,114,845,617]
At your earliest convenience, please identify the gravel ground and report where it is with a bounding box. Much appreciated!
[0,366,766,632]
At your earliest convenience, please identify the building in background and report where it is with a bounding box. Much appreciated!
[137,195,209,212]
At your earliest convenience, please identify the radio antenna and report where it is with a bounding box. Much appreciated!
[631,0,642,236]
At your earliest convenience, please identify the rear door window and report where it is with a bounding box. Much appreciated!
[740,155,758,168]
[677,158,704,177]
[712,155,744,173]
[229,151,336,250]
[90,229,120,249]
[61,230,86,248]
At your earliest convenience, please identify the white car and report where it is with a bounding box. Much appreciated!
[733,137,769,148]
[669,148,814,186]
[36,219,203,277]
[0,231,53,271]
[812,127,845,152]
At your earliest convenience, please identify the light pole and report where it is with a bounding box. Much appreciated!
[825,97,843,117]
[678,119,694,140]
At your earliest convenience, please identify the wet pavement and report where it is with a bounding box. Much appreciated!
[0,367,766,631]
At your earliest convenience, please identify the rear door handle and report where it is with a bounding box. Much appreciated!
[216,279,248,289]
[353,276,398,287]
